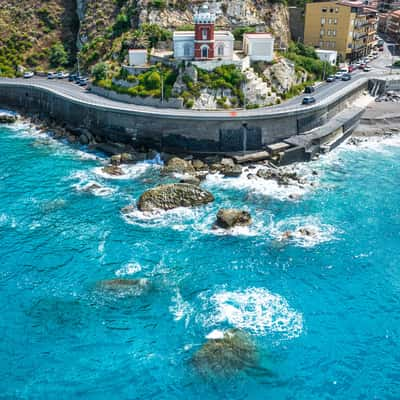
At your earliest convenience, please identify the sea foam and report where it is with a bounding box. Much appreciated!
[199,287,304,339]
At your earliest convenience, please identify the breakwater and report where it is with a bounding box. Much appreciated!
[0,76,387,154]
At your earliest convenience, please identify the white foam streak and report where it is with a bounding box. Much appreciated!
[200,288,303,339]
[204,166,313,201]
[169,289,193,328]
[93,163,156,180]
[115,262,142,277]
[269,215,338,248]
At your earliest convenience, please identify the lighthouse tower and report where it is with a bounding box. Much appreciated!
[194,3,216,60]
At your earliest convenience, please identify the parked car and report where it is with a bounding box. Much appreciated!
[57,71,69,79]
[341,73,352,81]
[302,96,316,105]
[23,71,34,79]
[363,66,372,72]
[359,63,367,70]
[78,77,89,86]
[348,65,355,73]
[68,73,77,82]
[47,72,57,79]
[378,46,384,51]
[304,85,315,94]
[326,75,336,82]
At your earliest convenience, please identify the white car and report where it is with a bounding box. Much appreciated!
[335,71,345,79]
[57,71,69,79]
[23,71,34,79]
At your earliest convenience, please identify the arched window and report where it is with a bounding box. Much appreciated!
[184,43,191,57]
[202,28,209,40]
[217,44,224,57]
[201,45,209,58]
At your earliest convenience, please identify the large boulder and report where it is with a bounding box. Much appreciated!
[191,329,258,377]
[222,164,243,178]
[215,209,252,229]
[102,165,124,176]
[162,157,195,174]
[0,113,17,124]
[138,183,214,211]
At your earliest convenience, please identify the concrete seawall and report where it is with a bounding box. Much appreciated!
[0,77,373,153]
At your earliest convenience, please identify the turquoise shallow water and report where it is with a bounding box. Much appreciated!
[1,120,400,399]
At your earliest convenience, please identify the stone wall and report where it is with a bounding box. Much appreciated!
[0,78,369,154]
[90,85,184,109]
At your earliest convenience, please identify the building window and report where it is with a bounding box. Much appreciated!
[183,43,191,57]
[202,28,208,40]
[320,29,325,36]
[327,29,331,36]
[335,7,339,13]
[322,7,327,12]
[319,41,324,47]
[321,17,326,24]
[201,45,209,58]
[330,8,334,12]
[217,44,224,57]
[333,30,337,36]
[334,18,337,24]
[328,18,332,24]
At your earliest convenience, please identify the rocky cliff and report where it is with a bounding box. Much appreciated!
[0,0,290,74]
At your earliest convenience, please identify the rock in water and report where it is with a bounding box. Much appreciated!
[192,329,258,377]
[102,165,124,176]
[0,113,17,124]
[162,157,195,174]
[137,183,214,212]
[98,278,150,296]
[215,209,252,229]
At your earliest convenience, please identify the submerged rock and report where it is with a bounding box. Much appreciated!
[215,209,252,229]
[137,183,214,212]
[191,329,258,377]
[162,157,194,174]
[98,278,150,296]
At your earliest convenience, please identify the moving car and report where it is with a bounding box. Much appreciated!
[304,85,315,94]
[341,73,352,81]
[335,71,344,79]
[47,72,57,79]
[326,75,336,82]
[302,96,316,105]
[23,71,34,79]
[363,66,372,72]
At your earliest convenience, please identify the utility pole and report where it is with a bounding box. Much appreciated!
[160,66,164,104]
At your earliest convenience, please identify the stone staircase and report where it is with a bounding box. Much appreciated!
[243,68,277,106]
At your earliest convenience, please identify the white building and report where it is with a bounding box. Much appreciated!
[243,33,275,62]
[315,49,338,66]
[128,49,147,66]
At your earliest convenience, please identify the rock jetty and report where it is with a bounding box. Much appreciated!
[137,183,214,212]
[0,113,17,123]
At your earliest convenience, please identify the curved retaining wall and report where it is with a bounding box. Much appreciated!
[0,78,369,153]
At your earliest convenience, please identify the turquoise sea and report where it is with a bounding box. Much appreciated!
[0,118,400,399]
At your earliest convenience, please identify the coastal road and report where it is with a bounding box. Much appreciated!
[0,46,398,121]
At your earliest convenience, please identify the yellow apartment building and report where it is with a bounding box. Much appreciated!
[304,0,378,62]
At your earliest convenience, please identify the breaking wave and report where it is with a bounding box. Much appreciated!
[198,287,304,339]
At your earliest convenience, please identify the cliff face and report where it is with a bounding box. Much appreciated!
[0,0,290,74]
[0,0,78,72]
[140,0,290,47]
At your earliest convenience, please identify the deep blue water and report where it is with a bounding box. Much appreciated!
[1,121,400,399]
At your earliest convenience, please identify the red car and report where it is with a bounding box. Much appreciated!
[348,65,355,73]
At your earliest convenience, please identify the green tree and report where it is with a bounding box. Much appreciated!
[92,62,108,82]
[49,43,68,68]
[145,71,161,90]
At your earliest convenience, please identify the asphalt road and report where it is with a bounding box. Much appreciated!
[0,43,397,120]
